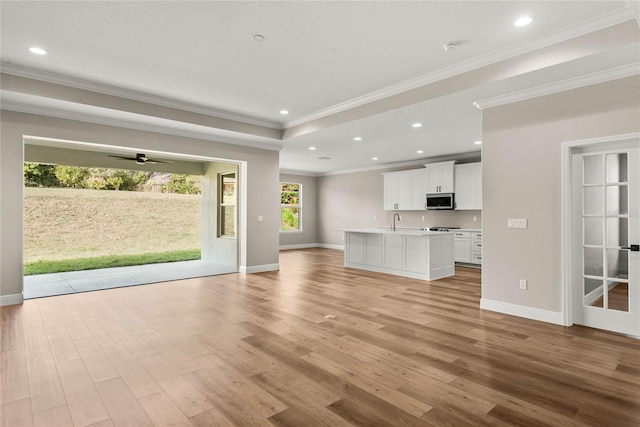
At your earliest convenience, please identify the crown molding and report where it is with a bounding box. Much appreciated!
[473,63,640,110]
[284,8,637,128]
[279,169,321,177]
[0,62,283,130]
[1,97,284,152]
[314,151,481,177]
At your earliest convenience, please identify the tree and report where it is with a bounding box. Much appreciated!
[24,163,59,187]
[55,166,89,188]
[86,168,151,191]
[167,174,201,194]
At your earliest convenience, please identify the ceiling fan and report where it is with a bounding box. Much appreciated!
[108,153,173,165]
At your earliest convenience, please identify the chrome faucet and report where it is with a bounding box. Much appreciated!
[392,213,400,231]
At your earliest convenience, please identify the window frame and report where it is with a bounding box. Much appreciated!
[218,171,237,239]
[280,182,302,233]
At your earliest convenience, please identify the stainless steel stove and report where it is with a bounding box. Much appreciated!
[423,226,460,232]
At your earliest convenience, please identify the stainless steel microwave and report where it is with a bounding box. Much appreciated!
[426,193,454,210]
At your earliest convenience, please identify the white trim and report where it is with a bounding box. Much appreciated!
[284,8,636,127]
[1,63,282,130]
[562,132,640,329]
[583,285,604,307]
[279,244,318,250]
[0,293,24,306]
[480,298,565,326]
[279,169,320,177]
[318,243,344,251]
[2,96,284,152]
[318,151,480,177]
[474,63,640,110]
[583,281,620,306]
[240,263,280,274]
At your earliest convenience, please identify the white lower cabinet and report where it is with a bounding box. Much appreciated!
[429,235,455,277]
[383,234,403,270]
[365,233,383,266]
[454,236,471,263]
[345,233,365,264]
[453,230,482,265]
[343,231,455,280]
[471,232,482,264]
[404,235,427,274]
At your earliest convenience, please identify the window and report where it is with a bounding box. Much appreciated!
[218,172,236,238]
[281,182,301,232]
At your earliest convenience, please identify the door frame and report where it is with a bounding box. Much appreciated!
[561,132,640,334]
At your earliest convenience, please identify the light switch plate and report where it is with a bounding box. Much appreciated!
[508,218,527,229]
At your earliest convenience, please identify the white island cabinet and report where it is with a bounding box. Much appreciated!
[343,229,455,281]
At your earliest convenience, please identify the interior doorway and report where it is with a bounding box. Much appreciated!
[565,133,639,336]
[23,137,241,299]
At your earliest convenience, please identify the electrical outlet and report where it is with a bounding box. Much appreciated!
[421,215,425,221]
[519,279,527,290]
[373,214,377,220]
[508,218,528,229]
[473,216,477,222]
[257,215,263,222]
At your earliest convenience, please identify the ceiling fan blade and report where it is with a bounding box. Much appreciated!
[108,154,138,161]
[108,154,173,164]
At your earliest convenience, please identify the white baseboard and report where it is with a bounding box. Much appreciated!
[0,293,24,306]
[317,243,344,251]
[240,263,280,274]
[583,281,618,306]
[480,298,565,326]
[279,243,318,250]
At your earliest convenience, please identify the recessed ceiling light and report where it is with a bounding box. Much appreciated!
[354,137,362,141]
[474,140,482,145]
[253,34,265,42]
[279,110,289,115]
[514,16,532,27]
[29,47,47,55]
[412,123,422,128]
[442,43,456,52]
[308,146,316,150]
[417,150,424,154]
[372,157,378,160]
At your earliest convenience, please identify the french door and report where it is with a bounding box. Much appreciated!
[571,142,639,336]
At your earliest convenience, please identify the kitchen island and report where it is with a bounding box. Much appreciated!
[342,228,455,281]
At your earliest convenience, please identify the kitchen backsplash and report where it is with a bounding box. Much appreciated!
[382,210,481,230]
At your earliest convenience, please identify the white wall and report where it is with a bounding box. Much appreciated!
[317,165,481,247]
[279,173,318,248]
[0,110,281,301]
[481,75,640,315]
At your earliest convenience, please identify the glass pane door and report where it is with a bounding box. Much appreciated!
[582,153,629,312]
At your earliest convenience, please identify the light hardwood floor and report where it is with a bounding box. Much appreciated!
[1,248,639,426]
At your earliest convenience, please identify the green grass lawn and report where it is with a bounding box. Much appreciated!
[24,249,201,275]
[24,187,202,274]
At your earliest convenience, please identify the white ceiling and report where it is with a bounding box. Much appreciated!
[1,1,639,174]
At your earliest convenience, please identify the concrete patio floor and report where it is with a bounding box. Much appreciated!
[24,260,237,299]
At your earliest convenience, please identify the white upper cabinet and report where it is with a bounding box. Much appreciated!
[454,162,482,210]
[425,161,455,193]
[383,171,410,210]
[410,169,428,210]
[383,169,428,210]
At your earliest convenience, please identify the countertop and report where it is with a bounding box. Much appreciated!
[340,228,453,236]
